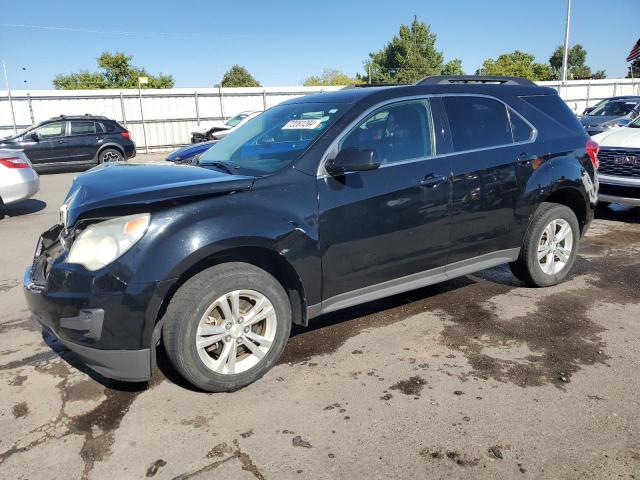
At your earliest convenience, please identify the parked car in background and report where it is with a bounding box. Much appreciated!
[0,115,135,171]
[592,115,640,207]
[0,149,39,206]
[166,139,218,164]
[191,111,261,143]
[23,76,598,392]
[580,96,640,136]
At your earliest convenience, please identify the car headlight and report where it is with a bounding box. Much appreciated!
[67,213,150,271]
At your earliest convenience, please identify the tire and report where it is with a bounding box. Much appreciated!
[509,202,580,287]
[98,148,124,164]
[163,262,292,392]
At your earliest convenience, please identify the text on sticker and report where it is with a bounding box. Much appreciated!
[282,119,323,130]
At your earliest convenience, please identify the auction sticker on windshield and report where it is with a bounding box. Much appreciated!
[282,119,323,130]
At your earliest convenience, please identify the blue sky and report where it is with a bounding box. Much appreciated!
[1,0,638,89]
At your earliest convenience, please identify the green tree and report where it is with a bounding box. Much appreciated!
[364,16,462,84]
[548,44,606,80]
[219,65,261,87]
[303,68,361,86]
[442,59,464,76]
[477,51,551,81]
[53,52,174,89]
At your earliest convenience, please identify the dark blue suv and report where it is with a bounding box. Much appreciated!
[0,115,135,171]
[23,76,598,392]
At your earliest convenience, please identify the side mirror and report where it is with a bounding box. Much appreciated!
[325,147,380,175]
[583,107,594,115]
[29,132,39,142]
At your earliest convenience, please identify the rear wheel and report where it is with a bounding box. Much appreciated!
[98,148,124,164]
[163,263,292,392]
[510,203,580,287]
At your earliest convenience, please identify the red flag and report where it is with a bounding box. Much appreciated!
[627,38,640,62]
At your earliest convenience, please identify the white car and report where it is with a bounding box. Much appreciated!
[191,111,261,143]
[0,149,39,206]
[592,116,640,207]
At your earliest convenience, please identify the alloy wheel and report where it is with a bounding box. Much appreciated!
[537,218,573,275]
[195,290,277,375]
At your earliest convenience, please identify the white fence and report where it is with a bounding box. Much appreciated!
[0,86,342,151]
[1,79,639,151]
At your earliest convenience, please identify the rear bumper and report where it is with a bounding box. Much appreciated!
[126,143,136,159]
[598,174,640,206]
[0,169,39,205]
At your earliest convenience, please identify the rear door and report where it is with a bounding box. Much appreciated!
[441,95,536,264]
[66,120,101,162]
[21,121,69,165]
[318,98,452,303]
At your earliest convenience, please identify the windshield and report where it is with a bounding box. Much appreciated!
[2,124,37,141]
[225,113,250,127]
[199,102,345,175]
[589,99,638,117]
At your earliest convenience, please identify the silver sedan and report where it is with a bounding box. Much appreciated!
[0,149,39,206]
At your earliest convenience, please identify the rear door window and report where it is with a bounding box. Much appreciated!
[70,121,97,135]
[442,96,512,152]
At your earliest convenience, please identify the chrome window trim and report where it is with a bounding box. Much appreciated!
[316,93,538,178]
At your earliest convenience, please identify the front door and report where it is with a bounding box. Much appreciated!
[21,121,69,165]
[318,98,451,304]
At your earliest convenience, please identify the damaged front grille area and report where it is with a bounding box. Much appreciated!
[31,224,67,286]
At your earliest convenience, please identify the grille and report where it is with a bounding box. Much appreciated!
[598,148,640,177]
[599,183,640,199]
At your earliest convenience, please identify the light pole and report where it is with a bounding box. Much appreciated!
[561,0,572,84]
[138,76,149,153]
[2,60,17,133]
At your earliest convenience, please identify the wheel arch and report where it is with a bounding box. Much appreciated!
[155,245,309,333]
[543,186,588,234]
[96,143,126,161]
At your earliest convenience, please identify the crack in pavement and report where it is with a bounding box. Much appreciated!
[174,439,265,480]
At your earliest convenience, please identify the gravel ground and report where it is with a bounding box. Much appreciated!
[0,164,639,479]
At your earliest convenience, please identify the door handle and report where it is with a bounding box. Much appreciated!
[57,139,65,144]
[420,174,447,188]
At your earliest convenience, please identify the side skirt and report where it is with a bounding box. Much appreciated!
[307,248,520,320]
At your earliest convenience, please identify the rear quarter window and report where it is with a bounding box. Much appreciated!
[520,95,584,136]
[103,122,120,133]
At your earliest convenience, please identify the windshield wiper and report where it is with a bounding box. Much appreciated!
[202,161,237,175]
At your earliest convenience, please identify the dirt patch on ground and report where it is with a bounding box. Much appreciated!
[389,376,427,396]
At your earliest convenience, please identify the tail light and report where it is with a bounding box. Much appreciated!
[0,156,29,169]
[120,130,130,139]
[586,140,599,169]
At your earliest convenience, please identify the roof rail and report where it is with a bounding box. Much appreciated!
[416,75,536,86]
[343,83,401,89]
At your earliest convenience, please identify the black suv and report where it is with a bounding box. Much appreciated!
[0,115,135,170]
[23,76,598,392]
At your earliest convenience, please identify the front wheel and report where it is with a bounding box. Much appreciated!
[162,263,292,392]
[509,203,580,287]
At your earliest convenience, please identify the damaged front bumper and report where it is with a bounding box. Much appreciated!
[22,225,169,382]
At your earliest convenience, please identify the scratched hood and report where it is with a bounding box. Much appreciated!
[61,162,254,227]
